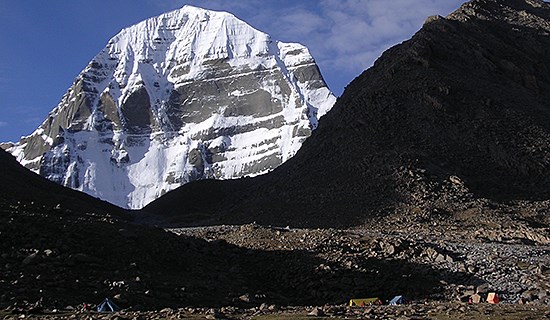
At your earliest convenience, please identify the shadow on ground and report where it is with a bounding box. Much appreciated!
[1,200,479,310]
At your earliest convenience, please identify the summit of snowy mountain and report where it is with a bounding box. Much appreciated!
[6,5,336,209]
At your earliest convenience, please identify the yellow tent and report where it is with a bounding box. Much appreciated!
[349,298,382,306]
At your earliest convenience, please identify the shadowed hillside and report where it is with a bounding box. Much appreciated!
[143,0,550,228]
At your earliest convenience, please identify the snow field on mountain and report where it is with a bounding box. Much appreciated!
[8,5,336,209]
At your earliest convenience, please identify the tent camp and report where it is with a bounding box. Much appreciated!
[389,295,408,305]
[97,298,120,312]
[349,298,382,306]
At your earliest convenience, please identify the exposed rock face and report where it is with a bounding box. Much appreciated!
[143,0,550,228]
[7,6,336,209]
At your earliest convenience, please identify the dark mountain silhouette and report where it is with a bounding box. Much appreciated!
[142,0,550,228]
[0,149,127,217]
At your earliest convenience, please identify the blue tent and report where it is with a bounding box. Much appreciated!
[97,298,120,312]
[389,295,407,305]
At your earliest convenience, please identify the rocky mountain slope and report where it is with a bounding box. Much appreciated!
[2,147,547,311]
[5,5,335,209]
[9,147,545,313]
[143,0,550,228]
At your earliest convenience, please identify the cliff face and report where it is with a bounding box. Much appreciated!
[143,0,550,227]
[7,6,335,209]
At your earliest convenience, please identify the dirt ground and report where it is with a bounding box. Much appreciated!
[1,303,549,319]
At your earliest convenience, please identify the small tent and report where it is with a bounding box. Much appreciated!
[389,295,408,305]
[97,298,120,312]
[487,292,499,304]
[470,293,482,304]
[349,298,382,306]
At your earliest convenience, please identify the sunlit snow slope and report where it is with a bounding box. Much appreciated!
[6,5,336,209]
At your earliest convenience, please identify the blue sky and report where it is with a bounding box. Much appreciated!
[0,0,464,142]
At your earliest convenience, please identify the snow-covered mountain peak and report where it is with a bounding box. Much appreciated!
[107,5,272,65]
[8,5,336,209]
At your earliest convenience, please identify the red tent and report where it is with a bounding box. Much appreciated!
[487,292,499,304]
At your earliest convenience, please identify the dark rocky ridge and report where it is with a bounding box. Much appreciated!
[0,150,127,217]
[142,0,550,228]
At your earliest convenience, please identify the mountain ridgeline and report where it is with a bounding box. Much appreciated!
[142,0,550,227]
[5,6,335,209]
